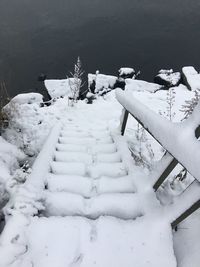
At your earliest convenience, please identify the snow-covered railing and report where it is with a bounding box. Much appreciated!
[116,88,200,228]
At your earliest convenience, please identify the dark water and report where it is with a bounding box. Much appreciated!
[0,0,200,96]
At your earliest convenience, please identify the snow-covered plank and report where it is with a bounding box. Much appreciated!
[116,89,200,182]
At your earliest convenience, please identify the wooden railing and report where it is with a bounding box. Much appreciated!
[116,88,200,229]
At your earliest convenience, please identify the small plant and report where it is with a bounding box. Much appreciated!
[159,88,176,121]
[0,81,10,133]
[68,57,85,106]
[180,90,200,120]
[131,123,155,169]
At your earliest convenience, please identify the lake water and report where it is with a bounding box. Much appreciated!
[0,0,200,96]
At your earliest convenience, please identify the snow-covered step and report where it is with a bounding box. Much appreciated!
[47,174,92,197]
[61,130,111,139]
[44,192,142,219]
[95,136,113,144]
[54,151,93,164]
[88,163,127,178]
[46,174,136,197]
[51,162,86,176]
[56,144,88,152]
[92,143,117,154]
[96,176,137,194]
[60,131,89,138]
[59,137,96,145]
[96,152,121,163]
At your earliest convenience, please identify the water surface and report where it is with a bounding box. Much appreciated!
[0,0,200,96]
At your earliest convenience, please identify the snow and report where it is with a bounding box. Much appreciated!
[125,79,163,93]
[1,216,176,267]
[44,78,76,99]
[182,66,200,91]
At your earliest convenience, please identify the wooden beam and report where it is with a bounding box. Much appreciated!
[153,157,178,191]
[171,199,200,229]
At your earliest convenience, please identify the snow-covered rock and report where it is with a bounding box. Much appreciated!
[125,79,163,93]
[182,66,200,91]
[154,69,181,87]
[44,78,76,99]
[119,67,135,79]
[88,73,117,94]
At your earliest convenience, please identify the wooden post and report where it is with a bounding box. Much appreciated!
[121,109,129,136]
[153,157,178,191]
[171,199,200,229]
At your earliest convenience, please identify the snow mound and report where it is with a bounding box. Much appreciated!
[182,66,200,91]
[125,79,162,93]
[9,93,43,105]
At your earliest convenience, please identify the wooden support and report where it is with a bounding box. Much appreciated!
[171,199,200,229]
[121,109,129,135]
[153,157,178,191]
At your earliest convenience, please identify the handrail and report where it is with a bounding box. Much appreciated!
[116,88,200,228]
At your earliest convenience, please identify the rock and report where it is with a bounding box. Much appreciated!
[118,68,135,79]
[154,69,181,87]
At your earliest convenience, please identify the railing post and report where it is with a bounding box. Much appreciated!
[121,109,129,136]
[153,157,178,191]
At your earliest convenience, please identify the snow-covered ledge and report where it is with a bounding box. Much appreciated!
[116,88,200,182]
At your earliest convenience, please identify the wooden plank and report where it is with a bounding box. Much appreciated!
[121,109,129,135]
[171,199,200,229]
[153,157,178,191]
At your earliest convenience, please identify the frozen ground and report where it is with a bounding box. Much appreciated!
[0,75,199,267]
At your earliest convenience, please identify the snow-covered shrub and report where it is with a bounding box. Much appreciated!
[2,93,65,157]
[180,90,200,120]
[159,88,176,121]
[0,137,25,209]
